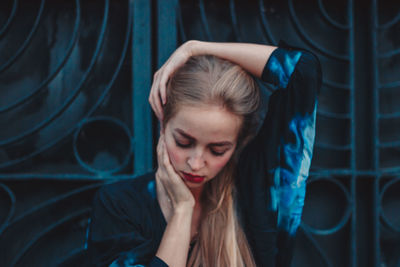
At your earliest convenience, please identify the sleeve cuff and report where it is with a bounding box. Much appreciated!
[148,256,169,267]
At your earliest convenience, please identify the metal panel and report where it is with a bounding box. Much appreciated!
[374,0,400,266]
[0,0,399,266]
[132,0,153,175]
[0,0,151,265]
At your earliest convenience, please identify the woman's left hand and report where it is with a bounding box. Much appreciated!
[149,41,197,121]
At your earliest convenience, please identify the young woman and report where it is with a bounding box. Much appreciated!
[87,40,321,267]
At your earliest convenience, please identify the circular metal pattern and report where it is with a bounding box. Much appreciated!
[302,177,352,235]
[0,0,108,147]
[0,182,102,266]
[0,0,45,74]
[0,0,81,113]
[0,0,18,37]
[0,183,16,235]
[380,177,400,233]
[73,117,132,174]
[0,0,132,172]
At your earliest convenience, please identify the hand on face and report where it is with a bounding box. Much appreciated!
[149,41,195,121]
[156,134,195,213]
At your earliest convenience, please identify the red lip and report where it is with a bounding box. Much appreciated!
[182,172,205,183]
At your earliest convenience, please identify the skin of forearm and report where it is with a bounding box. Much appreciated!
[156,204,194,267]
[188,40,277,78]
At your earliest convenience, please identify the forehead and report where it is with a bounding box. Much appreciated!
[168,104,242,143]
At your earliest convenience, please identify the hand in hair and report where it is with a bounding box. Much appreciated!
[155,134,195,216]
[149,40,276,121]
[149,41,195,121]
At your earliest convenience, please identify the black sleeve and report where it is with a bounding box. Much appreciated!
[236,42,321,267]
[87,185,168,267]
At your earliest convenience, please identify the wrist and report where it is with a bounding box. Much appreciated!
[173,202,195,215]
[185,40,204,57]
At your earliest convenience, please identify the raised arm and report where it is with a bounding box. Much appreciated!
[149,40,277,120]
[188,41,277,78]
[236,43,321,267]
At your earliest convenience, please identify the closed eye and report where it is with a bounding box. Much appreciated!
[209,146,230,156]
[175,139,192,148]
[210,149,226,156]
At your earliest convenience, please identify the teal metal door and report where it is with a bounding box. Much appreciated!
[0,0,399,266]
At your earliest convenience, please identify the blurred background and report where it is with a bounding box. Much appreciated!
[0,0,399,266]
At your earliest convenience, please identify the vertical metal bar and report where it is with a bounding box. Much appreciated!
[157,0,178,68]
[371,0,380,265]
[155,0,178,138]
[348,0,357,265]
[132,0,153,174]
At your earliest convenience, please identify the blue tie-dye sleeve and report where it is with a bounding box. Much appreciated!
[236,43,321,267]
[263,46,321,236]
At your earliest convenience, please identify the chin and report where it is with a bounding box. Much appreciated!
[181,177,209,189]
[185,181,205,188]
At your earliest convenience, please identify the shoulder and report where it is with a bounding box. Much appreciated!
[94,172,157,215]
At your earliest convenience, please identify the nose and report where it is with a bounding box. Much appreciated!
[187,151,205,171]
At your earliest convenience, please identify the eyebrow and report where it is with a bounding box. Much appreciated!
[174,128,233,147]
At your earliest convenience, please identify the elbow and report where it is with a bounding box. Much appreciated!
[299,51,322,95]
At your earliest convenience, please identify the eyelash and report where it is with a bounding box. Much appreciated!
[175,140,226,157]
[175,140,191,148]
[211,150,225,157]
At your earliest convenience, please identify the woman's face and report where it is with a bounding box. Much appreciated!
[163,104,242,189]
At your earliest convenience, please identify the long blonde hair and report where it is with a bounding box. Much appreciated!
[163,55,260,267]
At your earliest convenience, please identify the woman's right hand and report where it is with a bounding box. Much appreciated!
[155,134,195,266]
[149,41,197,121]
[155,134,195,217]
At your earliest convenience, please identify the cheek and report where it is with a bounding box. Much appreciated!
[165,143,185,168]
[212,154,232,170]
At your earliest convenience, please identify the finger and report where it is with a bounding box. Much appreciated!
[156,135,164,167]
[150,73,163,120]
[149,91,160,120]
[149,72,158,105]
[149,96,157,118]
[158,141,175,195]
[155,172,170,202]
[151,89,163,121]
[161,140,181,184]
[152,75,164,121]
[151,93,162,121]
[159,74,168,106]
[161,138,170,169]
[155,168,173,207]
[159,67,170,105]
[156,94,164,121]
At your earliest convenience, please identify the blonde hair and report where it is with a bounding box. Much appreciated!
[163,55,260,267]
